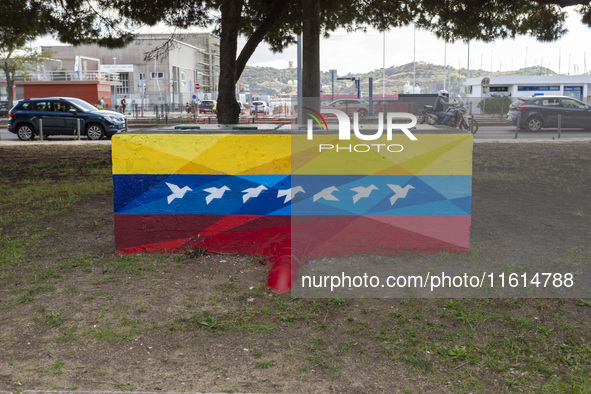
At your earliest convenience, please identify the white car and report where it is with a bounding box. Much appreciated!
[250,101,269,115]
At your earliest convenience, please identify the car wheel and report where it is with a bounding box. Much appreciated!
[358,108,368,118]
[86,124,105,140]
[16,124,35,141]
[526,116,543,132]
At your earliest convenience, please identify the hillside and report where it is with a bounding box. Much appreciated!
[240,62,558,96]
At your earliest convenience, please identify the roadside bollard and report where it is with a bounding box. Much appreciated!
[558,114,562,139]
[77,119,81,140]
[39,118,44,141]
[515,115,520,139]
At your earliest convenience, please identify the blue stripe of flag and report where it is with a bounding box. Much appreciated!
[113,174,471,216]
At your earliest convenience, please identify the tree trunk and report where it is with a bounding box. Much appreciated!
[217,0,244,124]
[302,0,321,112]
[3,54,14,105]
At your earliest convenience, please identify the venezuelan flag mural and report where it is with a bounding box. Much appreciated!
[112,132,473,292]
[112,134,293,256]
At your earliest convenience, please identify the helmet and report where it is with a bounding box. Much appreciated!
[439,90,449,97]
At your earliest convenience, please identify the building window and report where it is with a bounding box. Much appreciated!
[489,86,508,92]
[115,73,129,95]
[181,72,186,87]
[139,73,146,80]
[517,85,560,92]
[150,72,164,79]
[564,86,583,99]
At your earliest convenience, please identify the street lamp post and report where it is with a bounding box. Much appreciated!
[382,31,385,98]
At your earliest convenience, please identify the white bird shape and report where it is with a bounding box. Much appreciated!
[242,185,268,203]
[277,186,305,203]
[203,186,231,205]
[313,186,339,202]
[387,184,415,206]
[350,185,378,204]
[166,182,192,204]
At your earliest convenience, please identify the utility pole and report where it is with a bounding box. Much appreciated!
[467,41,470,79]
[297,34,302,123]
[443,41,447,90]
[412,26,416,89]
[382,31,386,98]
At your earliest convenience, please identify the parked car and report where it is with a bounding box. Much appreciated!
[0,100,9,117]
[506,95,591,132]
[250,101,269,115]
[8,97,127,141]
[199,100,217,113]
[325,98,370,118]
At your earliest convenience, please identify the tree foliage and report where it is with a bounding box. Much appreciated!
[1,46,53,104]
[2,0,591,121]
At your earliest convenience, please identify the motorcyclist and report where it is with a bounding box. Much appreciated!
[434,90,451,125]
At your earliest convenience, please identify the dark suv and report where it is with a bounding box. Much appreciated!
[0,100,9,117]
[8,97,127,140]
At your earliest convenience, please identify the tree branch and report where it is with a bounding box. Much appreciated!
[235,0,290,82]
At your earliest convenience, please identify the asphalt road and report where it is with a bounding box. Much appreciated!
[2,124,591,143]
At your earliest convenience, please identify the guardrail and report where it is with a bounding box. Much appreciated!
[16,71,121,83]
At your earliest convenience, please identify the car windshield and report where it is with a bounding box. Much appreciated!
[68,98,98,112]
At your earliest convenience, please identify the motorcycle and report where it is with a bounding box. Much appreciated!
[442,99,479,134]
[417,105,438,125]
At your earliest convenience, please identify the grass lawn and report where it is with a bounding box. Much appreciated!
[0,143,589,392]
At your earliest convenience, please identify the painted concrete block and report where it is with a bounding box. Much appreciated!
[112,132,472,261]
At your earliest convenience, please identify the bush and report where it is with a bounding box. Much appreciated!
[477,95,512,115]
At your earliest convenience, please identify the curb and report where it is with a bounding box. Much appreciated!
[0,140,112,146]
[474,138,591,144]
[2,138,591,147]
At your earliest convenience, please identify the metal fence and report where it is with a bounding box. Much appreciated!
[16,71,121,83]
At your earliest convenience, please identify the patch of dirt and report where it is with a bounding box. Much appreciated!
[0,143,590,392]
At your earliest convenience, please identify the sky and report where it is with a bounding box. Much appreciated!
[36,7,591,76]
[240,7,591,75]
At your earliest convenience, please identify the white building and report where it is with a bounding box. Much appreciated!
[465,75,591,101]
[42,33,220,110]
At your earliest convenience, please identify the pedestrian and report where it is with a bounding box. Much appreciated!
[121,96,127,114]
[269,102,274,115]
[98,97,105,110]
